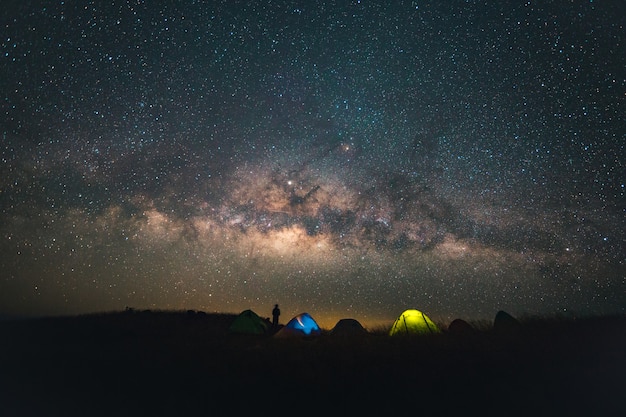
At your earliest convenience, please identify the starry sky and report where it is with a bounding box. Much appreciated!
[1,1,624,328]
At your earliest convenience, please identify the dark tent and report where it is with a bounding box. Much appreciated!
[330,318,368,337]
[448,318,475,335]
[493,310,522,336]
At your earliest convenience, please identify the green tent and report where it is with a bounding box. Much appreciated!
[229,309,269,335]
[389,309,440,336]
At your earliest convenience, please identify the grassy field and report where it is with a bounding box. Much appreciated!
[1,310,624,416]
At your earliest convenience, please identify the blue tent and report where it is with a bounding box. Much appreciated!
[275,312,321,337]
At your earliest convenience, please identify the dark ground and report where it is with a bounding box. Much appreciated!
[1,311,625,417]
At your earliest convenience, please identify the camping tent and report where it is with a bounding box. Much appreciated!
[229,309,269,335]
[389,309,440,336]
[274,312,321,338]
[330,318,368,337]
[493,310,522,335]
[447,318,475,335]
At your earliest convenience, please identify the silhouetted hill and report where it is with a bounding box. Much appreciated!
[1,311,625,416]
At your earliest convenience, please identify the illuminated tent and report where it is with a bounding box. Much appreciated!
[389,309,440,336]
[330,318,368,337]
[274,312,321,338]
[228,309,269,335]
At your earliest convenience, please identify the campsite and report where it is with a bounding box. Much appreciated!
[1,310,624,416]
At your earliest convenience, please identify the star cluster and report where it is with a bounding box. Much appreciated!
[1,1,624,327]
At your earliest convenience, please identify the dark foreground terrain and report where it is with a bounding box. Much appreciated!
[1,311,625,417]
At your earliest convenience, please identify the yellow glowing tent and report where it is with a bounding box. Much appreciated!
[389,309,440,336]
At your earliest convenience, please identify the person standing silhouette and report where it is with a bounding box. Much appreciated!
[272,304,280,328]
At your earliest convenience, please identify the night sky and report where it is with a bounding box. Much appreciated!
[1,1,624,328]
